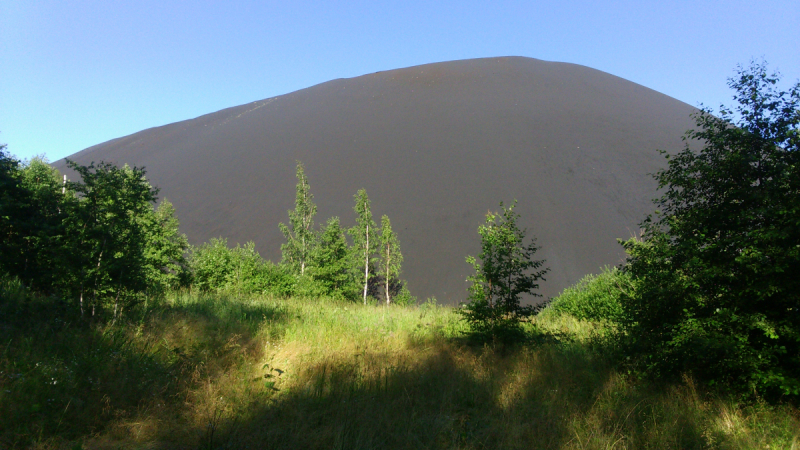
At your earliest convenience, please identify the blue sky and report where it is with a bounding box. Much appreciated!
[2,0,798,162]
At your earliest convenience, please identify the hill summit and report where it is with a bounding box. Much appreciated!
[56,56,698,302]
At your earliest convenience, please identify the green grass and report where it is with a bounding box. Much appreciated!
[1,288,798,449]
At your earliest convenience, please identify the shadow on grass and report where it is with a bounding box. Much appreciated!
[196,336,709,450]
[0,290,289,449]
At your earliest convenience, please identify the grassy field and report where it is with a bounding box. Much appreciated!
[1,288,799,449]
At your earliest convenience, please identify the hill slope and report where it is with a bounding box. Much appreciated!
[55,56,698,302]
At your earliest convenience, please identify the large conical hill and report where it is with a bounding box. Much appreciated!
[55,56,698,303]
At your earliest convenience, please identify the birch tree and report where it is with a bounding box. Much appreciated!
[279,162,317,276]
[378,215,403,305]
[348,189,377,305]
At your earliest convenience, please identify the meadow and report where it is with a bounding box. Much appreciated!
[2,282,798,450]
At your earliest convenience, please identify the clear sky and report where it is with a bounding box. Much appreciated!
[2,0,798,162]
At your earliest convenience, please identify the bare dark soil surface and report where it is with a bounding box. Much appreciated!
[55,56,698,303]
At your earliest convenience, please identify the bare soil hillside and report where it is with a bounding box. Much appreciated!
[55,57,698,303]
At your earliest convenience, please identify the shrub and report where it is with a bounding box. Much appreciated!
[392,284,417,307]
[547,267,630,323]
[619,62,800,398]
[459,201,548,343]
[189,238,294,296]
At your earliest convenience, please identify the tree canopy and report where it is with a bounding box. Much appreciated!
[349,189,378,305]
[279,161,317,276]
[620,61,800,397]
[460,201,548,342]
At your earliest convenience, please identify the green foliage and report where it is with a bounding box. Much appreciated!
[547,267,630,323]
[189,238,294,296]
[459,201,548,342]
[348,189,378,305]
[307,217,355,300]
[378,215,404,305]
[620,62,800,398]
[1,157,66,293]
[279,161,317,276]
[63,161,159,317]
[0,149,194,318]
[187,238,234,292]
[392,284,417,306]
[141,199,190,294]
[0,144,23,271]
[273,163,411,304]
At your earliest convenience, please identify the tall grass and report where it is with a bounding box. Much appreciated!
[1,285,798,449]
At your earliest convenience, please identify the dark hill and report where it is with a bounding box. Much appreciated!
[55,56,698,303]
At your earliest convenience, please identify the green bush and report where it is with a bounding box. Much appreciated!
[392,284,417,306]
[188,238,294,296]
[459,201,548,343]
[547,267,629,323]
[292,273,330,299]
[619,62,800,398]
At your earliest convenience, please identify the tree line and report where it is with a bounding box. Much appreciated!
[186,162,411,304]
[0,157,187,320]
[268,161,407,304]
[0,155,411,319]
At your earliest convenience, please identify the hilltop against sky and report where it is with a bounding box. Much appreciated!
[2,1,796,162]
[56,57,698,302]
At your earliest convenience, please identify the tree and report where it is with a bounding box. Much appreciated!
[188,238,294,296]
[141,199,190,293]
[348,189,377,305]
[279,162,317,276]
[378,215,403,305]
[0,152,192,318]
[620,62,800,397]
[63,160,158,317]
[459,201,548,341]
[308,217,352,299]
[16,157,67,293]
[0,154,68,293]
[0,144,26,279]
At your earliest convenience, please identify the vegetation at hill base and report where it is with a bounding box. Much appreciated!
[1,61,798,448]
[618,61,800,398]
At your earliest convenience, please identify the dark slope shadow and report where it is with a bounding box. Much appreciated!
[185,339,705,450]
[54,56,700,304]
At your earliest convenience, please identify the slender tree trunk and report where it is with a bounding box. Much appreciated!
[112,268,124,325]
[112,291,120,325]
[385,244,391,305]
[363,222,369,305]
[300,177,309,276]
[92,246,104,317]
[300,220,305,276]
[79,287,84,318]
